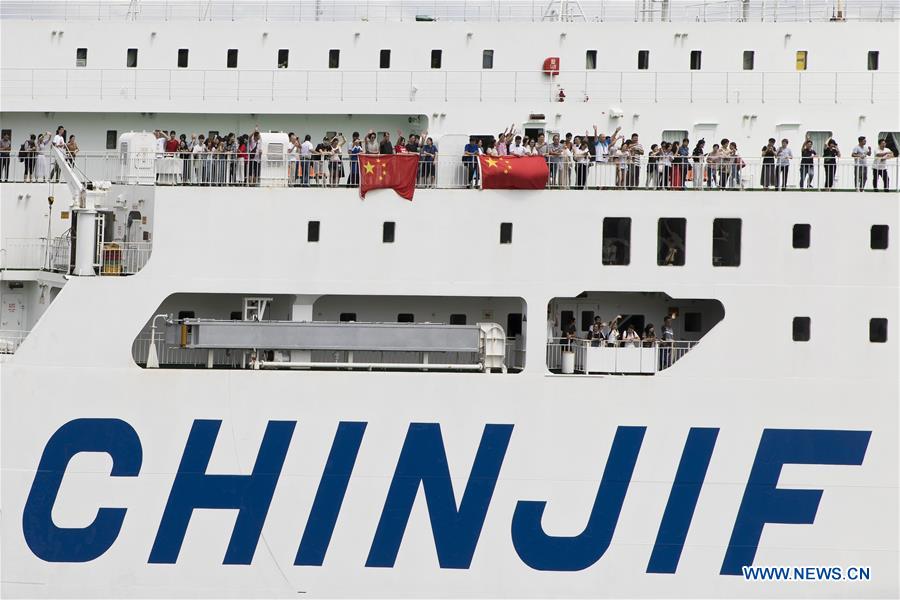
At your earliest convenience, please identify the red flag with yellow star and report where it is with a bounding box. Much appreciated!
[359,154,419,201]
[478,155,549,190]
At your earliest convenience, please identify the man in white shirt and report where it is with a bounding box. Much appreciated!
[872,138,894,191]
[852,135,871,191]
[775,138,793,190]
[50,126,66,182]
[299,134,314,186]
[509,135,526,156]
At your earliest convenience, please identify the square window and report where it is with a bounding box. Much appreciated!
[339,313,357,322]
[805,130,833,155]
[500,222,513,244]
[227,48,238,68]
[602,217,631,265]
[742,50,754,70]
[177,48,189,68]
[793,317,811,341]
[76,48,87,67]
[329,49,340,69]
[383,221,395,243]
[869,318,887,343]
[661,129,689,144]
[690,50,702,70]
[796,50,807,70]
[431,49,442,69]
[871,224,889,249]
[793,224,811,248]
[1,129,11,142]
[278,49,289,68]
[230,311,242,320]
[868,50,879,70]
[449,314,467,325]
[126,48,138,68]
[586,50,597,70]
[105,130,118,149]
[638,50,649,70]
[379,49,391,69]
[713,218,741,266]
[207,130,219,141]
[397,313,414,323]
[482,49,494,69]
[684,312,702,332]
[658,218,687,266]
[307,221,320,242]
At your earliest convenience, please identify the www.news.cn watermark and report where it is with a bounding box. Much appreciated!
[743,566,871,582]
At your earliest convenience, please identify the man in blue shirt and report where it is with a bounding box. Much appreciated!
[463,136,480,187]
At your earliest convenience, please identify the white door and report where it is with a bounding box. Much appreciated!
[1,293,26,332]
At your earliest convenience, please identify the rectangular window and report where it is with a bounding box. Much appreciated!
[602,217,631,265]
[397,313,415,323]
[580,311,595,332]
[227,48,238,68]
[329,49,340,68]
[379,49,391,69]
[106,130,118,149]
[449,314,467,325]
[793,224,811,248]
[793,317,811,341]
[339,313,357,322]
[76,48,87,67]
[230,311,242,320]
[431,49,442,69]
[1,128,11,141]
[383,221,395,243]
[658,218,687,266]
[506,313,523,337]
[207,130,219,141]
[871,224,889,250]
[126,48,138,68]
[661,130,689,143]
[482,49,494,69]
[690,50,702,70]
[684,312,702,333]
[870,318,887,343]
[560,310,574,335]
[637,50,649,70]
[307,221,320,242]
[805,130,833,156]
[742,50,754,70]
[586,50,597,70]
[500,223,513,244]
[278,49,289,69]
[796,50,807,71]
[868,50,879,70]
[712,218,741,267]
[177,48,189,68]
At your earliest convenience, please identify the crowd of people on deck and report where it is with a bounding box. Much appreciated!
[1,124,896,191]
[552,312,678,348]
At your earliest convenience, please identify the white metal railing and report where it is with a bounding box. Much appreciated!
[132,333,245,367]
[3,152,897,192]
[0,237,71,272]
[1,0,896,22]
[99,241,152,275]
[546,338,699,374]
[2,68,896,105]
[0,329,30,354]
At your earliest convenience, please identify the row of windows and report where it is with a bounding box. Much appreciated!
[306,219,890,262]
[793,316,888,343]
[337,311,524,335]
[72,47,882,71]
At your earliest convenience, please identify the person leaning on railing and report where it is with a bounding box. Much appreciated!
[0,132,11,182]
[800,136,816,189]
[872,138,895,191]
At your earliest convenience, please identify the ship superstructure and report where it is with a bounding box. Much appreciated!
[1,1,898,598]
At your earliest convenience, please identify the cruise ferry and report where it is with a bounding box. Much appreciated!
[1,0,898,597]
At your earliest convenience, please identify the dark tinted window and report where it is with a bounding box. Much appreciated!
[329,49,340,68]
[397,313,415,323]
[431,49,442,69]
[339,313,357,322]
[106,130,117,149]
[307,221,320,242]
[449,314,467,325]
[868,50,879,70]
[580,311,595,331]
[76,48,87,67]
[712,218,741,266]
[792,317,811,341]
[126,48,138,68]
[586,50,597,70]
[684,312,702,332]
[603,217,631,265]
[690,50,702,70]
[743,50,754,70]
[658,218,687,266]
[506,313,523,337]
[380,49,391,69]
[482,49,494,69]
[638,50,649,70]
[793,224,811,248]
[500,222,513,244]
[871,224,889,249]
[383,222,395,243]
[278,49,289,68]
[227,49,238,68]
[870,318,887,343]
[177,48,189,68]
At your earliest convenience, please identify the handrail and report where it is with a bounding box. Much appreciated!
[2,67,896,106]
[1,0,897,23]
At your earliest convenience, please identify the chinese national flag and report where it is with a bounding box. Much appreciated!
[479,156,549,190]
[359,154,419,201]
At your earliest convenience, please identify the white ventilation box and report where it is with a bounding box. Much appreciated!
[119,131,157,185]
[259,132,290,187]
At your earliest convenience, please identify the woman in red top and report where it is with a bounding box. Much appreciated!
[394,136,409,154]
